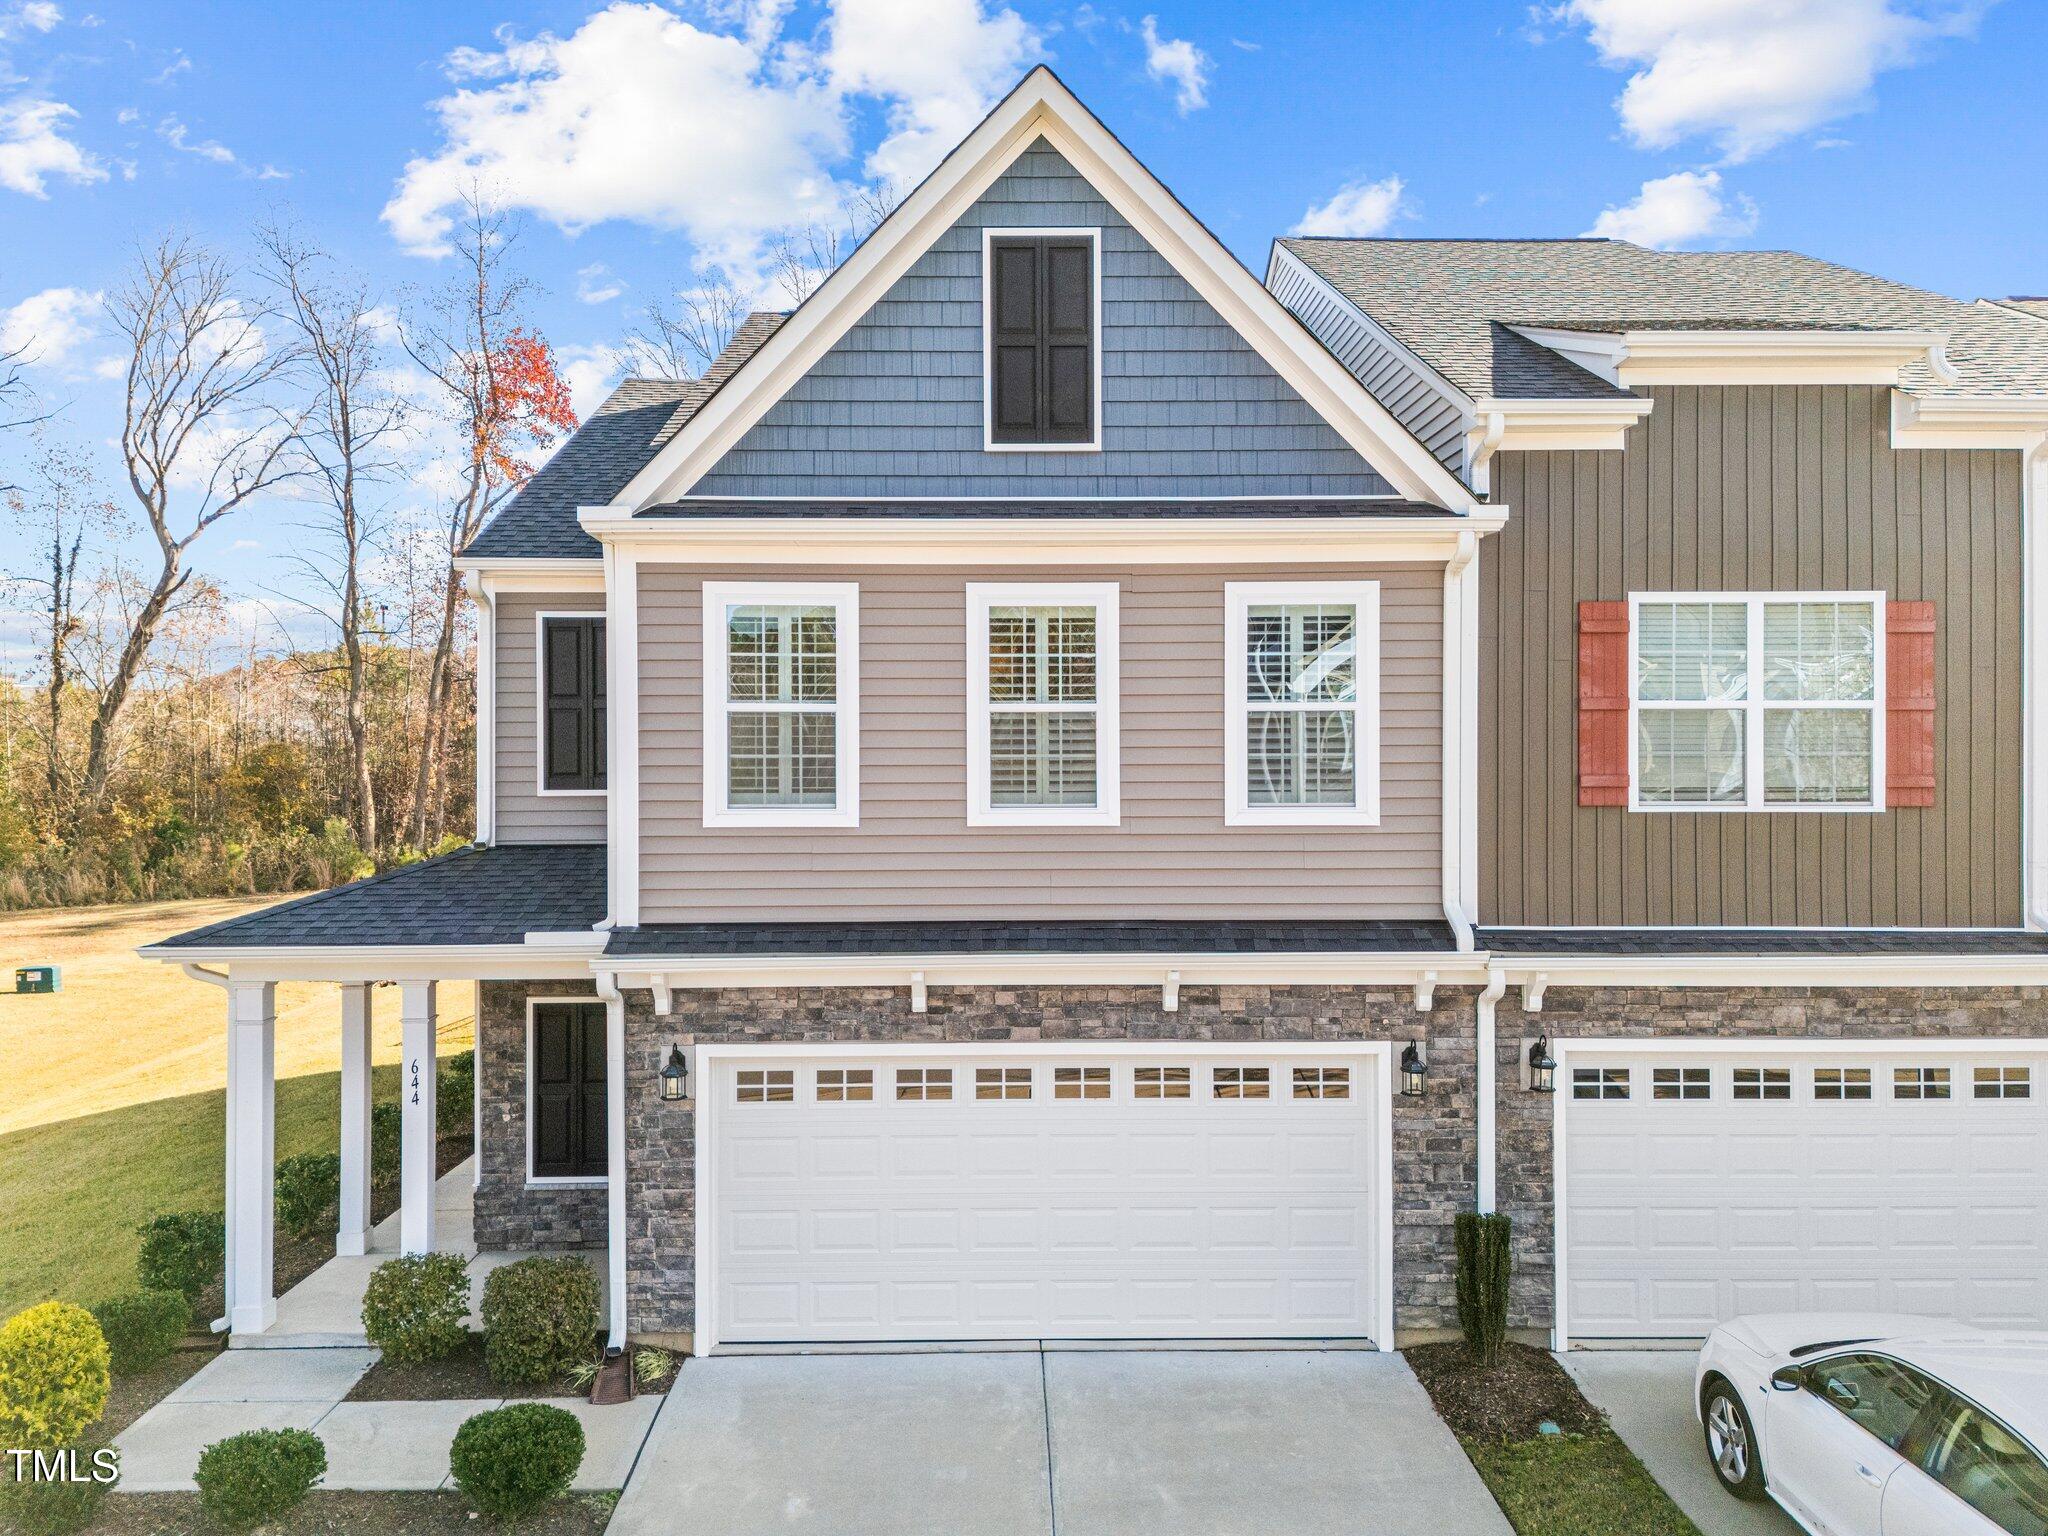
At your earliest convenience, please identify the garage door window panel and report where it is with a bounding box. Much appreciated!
[1213,1066,1270,1100]
[1054,1066,1111,1100]
[976,1067,1033,1101]
[1652,1066,1711,1101]
[1895,1066,1952,1101]
[737,1069,794,1104]
[1294,1066,1351,1100]
[1977,1066,2033,1100]
[818,1068,873,1102]
[1815,1066,1874,1101]
[1135,1066,1190,1100]
[1574,1066,1630,1101]
[1632,592,1883,812]
[896,1068,952,1102]
[1733,1067,1792,1101]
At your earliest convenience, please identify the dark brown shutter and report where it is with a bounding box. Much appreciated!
[989,236,1093,444]
[1886,600,1936,808]
[532,1003,606,1180]
[1577,601,1630,807]
[542,617,606,791]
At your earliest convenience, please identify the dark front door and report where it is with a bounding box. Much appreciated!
[531,1002,606,1180]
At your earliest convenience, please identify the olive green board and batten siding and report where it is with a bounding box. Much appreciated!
[636,563,1444,923]
[1483,383,2022,928]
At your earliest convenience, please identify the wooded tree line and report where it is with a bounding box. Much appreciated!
[0,199,575,909]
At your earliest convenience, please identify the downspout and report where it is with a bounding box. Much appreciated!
[1466,409,1506,496]
[595,970,629,1349]
[1441,532,1479,951]
[181,962,237,1333]
[1475,966,1506,1215]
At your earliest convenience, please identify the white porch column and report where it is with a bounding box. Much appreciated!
[336,983,374,1256]
[399,980,438,1255]
[604,985,628,1348]
[226,980,277,1335]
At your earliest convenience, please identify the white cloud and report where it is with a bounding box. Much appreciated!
[385,0,1039,265]
[157,115,234,164]
[1138,16,1209,114]
[576,263,624,304]
[556,341,629,421]
[1,283,102,366]
[1553,0,1984,163]
[1290,173,1407,238]
[0,96,104,196]
[0,2,60,39]
[1584,168,1759,247]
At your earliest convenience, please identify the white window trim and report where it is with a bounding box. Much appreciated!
[534,611,607,798]
[1224,581,1382,827]
[1627,589,1888,815]
[966,581,1121,827]
[703,581,861,829]
[525,996,608,1188]
[980,226,1103,454]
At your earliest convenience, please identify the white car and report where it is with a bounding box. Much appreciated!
[1695,1314,2048,1536]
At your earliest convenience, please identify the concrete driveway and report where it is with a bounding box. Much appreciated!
[610,1348,1512,1536]
[1562,1352,1798,1536]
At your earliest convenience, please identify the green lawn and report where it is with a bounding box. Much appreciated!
[1464,1430,1703,1536]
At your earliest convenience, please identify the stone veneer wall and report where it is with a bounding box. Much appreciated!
[622,983,1473,1342]
[1492,985,2048,1330]
[472,979,609,1251]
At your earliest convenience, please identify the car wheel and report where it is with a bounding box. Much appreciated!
[1703,1379,1766,1502]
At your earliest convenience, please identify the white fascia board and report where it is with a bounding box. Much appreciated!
[458,558,606,594]
[1509,328,1629,387]
[610,68,1481,514]
[574,511,1509,567]
[1470,396,1656,454]
[1264,244,1475,422]
[1514,325,1950,387]
[135,941,604,982]
[599,951,1485,993]
[1489,952,2048,988]
[1890,388,2048,449]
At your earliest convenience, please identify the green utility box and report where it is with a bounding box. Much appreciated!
[14,965,59,994]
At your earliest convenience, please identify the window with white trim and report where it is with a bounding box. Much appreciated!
[817,1068,873,1102]
[895,1067,952,1102]
[1814,1066,1873,1101]
[967,584,1119,826]
[736,1068,794,1104]
[1632,593,1883,811]
[1212,1066,1270,1100]
[1652,1066,1711,1101]
[1053,1066,1111,1100]
[1134,1066,1190,1099]
[1894,1065,1951,1101]
[1733,1066,1792,1101]
[704,583,858,827]
[1226,583,1380,825]
[1292,1066,1350,1100]
[975,1066,1033,1100]
[1572,1067,1629,1101]
[1975,1065,2032,1100]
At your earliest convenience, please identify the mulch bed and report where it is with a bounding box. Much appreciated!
[1406,1341,1608,1441]
[98,1340,223,1439]
[84,1489,619,1534]
[348,1334,677,1403]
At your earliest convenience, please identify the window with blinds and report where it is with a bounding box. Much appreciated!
[1225,582,1380,825]
[968,584,1120,826]
[704,583,860,827]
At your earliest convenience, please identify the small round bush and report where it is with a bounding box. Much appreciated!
[134,1210,224,1304]
[193,1428,325,1531]
[0,1466,112,1536]
[274,1151,341,1240]
[438,1050,476,1140]
[89,1290,189,1376]
[361,1253,470,1363]
[0,1303,111,1451]
[480,1256,600,1386]
[370,1101,403,1183]
[449,1403,583,1523]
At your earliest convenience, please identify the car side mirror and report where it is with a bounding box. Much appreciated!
[1770,1366,1804,1393]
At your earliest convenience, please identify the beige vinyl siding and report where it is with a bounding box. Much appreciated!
[639,563,1443,922]
[496,591,606,844]
[1484,383,2023,927]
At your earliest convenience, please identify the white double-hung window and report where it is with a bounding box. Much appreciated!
[966,583,1119,826]
[1225,582,1380,825]
[703,582,859,827]
[1631,591,1883,811]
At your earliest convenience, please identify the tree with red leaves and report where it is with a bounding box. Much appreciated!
[400,193,577,849]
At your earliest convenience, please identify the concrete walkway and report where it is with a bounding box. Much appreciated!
[1563,1352,1797,1536]
[612,1348,1513,1536]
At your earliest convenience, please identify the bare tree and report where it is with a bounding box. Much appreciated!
[624,267,749,380]
[0,340,55,493]
[398,193,574,850]
[768,181,900,306]
[259,219,408,856]
[92,236,305,806]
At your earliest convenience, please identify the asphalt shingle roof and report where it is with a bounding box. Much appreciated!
[1283,238,2048,405]
[462,313,787,560]
[152,844,606,950]
[1480,927,2048,957]
[606,919,1458,957]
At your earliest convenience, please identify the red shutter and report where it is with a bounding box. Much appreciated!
[1577,600,1630,807]
[1886,600,1936,808]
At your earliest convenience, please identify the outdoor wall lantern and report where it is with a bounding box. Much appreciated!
[658,1044,690,1102]
[1527,1035,1557,1094]
[1399,1040,1428,1097]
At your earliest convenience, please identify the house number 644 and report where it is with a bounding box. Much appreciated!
[409,1058,421,1105]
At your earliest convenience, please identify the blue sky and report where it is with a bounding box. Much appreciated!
[2,0,2042,653]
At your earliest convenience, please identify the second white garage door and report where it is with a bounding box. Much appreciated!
[698,1047,1389,1349]
[1560,1044,2048,1342]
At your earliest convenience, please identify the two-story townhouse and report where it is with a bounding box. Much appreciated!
[147,67,2048,1358]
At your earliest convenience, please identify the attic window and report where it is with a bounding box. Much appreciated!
[984,230,1099,450]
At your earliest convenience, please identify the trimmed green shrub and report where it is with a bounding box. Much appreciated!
[134,1210,224,1304]
[193,1428,325,1531]
[0,1463,113,1536]
[1454,1211,1513,1368]
[449,1403,583,1522]
[361,1253,470,1363]
[480,1256,601,1387]
[275,1150,341,1240]
[438,1050,475,1140]
[371,1100,402,1182]
[0,1303,111,1451]
[89,1290,188,1376]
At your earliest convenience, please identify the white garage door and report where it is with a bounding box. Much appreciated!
[700,1049,1386,1347]
[1562,1045,2048,1340]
